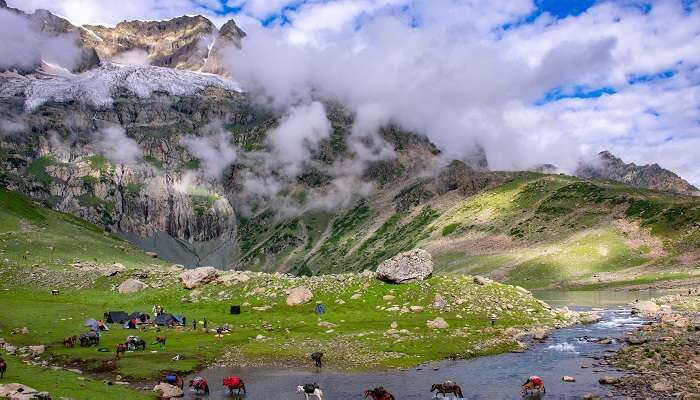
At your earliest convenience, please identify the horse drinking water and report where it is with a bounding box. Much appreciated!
[364,387,395,400]
[189,377,210,394]
[431,381,464,398]
[297,383,323,400]
[224,376,246,395]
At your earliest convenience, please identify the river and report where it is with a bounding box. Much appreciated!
[184,290,670,399]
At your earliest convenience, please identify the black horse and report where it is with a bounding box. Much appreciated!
[79,332,99,347]
[311,352,323,368]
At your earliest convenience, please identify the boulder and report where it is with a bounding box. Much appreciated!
[153,382,184,398]
[28,345,45,356]
[598,376,620,384]
[473,275,493,285]
[625,336,648,345]
[432,294,446,310]
[579,312,602,324]
[0,383,50,399]
[383,295,395,301]
[631,300,660,314]
[216,272,250,286]
[117,278,147,294]
[376,248,433,283]
[562,376,576,382]
[532,327,549,340]
[651,382,673,392]
[286,286,313,306]
[427,317,449,329]
[145,251,159,258]
[102,263,125,277]
[409,305,424,312]
[178,267,219,289]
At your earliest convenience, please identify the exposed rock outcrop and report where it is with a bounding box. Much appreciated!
[179,266,219,289]
[118,278,147,293]
[577,151,698,196]
[376,248,433,283]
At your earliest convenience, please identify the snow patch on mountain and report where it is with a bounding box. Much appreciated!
[1,63,242,110]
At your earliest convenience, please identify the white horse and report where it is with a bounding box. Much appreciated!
[297,384,323,400]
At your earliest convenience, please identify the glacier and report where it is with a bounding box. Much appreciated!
[0,63,242,111]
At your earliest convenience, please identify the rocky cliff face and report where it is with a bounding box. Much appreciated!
[0,3,243,75]
[577,151,699,196]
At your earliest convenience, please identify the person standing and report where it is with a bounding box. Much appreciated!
[203,317,207,329]
[192,319,197,330]
[490,314,497,326]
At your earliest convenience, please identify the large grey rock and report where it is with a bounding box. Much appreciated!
[427,317,449,329]
[178,266,219,289]
[28,345,45,356]
[631,300,660,315]
[153,382,184,398]
[117,278,147,294]
[376,248,433,283]
[0,383,51,399]
[286,286,313,306]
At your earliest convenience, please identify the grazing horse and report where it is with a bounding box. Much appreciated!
[115,343,128,359]
[0,358,6,379]
[63,335,77,348]
[126,336,146,351]
[224,376,246,395]
[311,351,323,368]
[51,289,59,296]
[431,381,464,398]
[155,336,166,348]
[80,332,99,347]
[364,387,395,400]
[522,376,546,394]
[189,378,210,394]
[297,383,323,400]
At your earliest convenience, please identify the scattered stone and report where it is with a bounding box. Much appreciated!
[598,377,620,385]
[286,286,313,305]
[318,321,337,328]
[409,305,424,312]
[252,306,271,312]
[625,336,648,345]
[432,294,446,310]
[390,321,398,329]
[350,293,362,300]
[145,251,158,258]
[651,382,673,392]
[0,383,49,399]
[532,327,549,340]
[473,275,492,285]
[562,376,576,382]
[216,272,250,286]
[28,345,45,356]
[383,295,395,301]
[20,327,29,335]
[427,317,449,329]
[117,278,147,294]
[579,312,602,324]
[178,266,219,289]
[376,248,433,283]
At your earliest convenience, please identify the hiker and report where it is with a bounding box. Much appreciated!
[192,319,197,330]
[203,317,207,329]
[152,305,158,317]
[216,327,223,338]
[98,320,106,331]
[128,318,137,329]
[491,314,497,326]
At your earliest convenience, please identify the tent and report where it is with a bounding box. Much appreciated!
[128,311,148,323]
[154,313,181,326]
[173,315,186,325]
[105,311,129,324]
[84,318,108,331]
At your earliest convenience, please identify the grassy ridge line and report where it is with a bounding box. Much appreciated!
[426,174,700,289]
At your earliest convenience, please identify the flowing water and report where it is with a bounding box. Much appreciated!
[184,290,667,399]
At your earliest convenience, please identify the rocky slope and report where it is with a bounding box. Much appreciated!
[0,2,243,75]
[577,150,699,196]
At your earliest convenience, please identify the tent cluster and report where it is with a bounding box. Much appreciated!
[103,310,185,328]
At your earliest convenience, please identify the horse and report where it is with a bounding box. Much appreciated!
[115,343,127,359]
[522,376,546,394]
[297,383,323,400]
[51,289,59,296]
[431,381,464,398]
[0,358,6,379]
[79,332,99,347]
[311,351,323,368]
[189,378,210,394]
[224,376,246,395]
[63,335,77,348]
[162,373,184,389]
[364,387,395,400]
[126,336,146,351]
[155,336,166,348]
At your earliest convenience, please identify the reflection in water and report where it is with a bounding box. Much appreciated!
[532,289,680,308]
[186,308,643,400]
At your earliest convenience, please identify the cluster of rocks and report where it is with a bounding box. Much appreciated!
[610,294,700,399]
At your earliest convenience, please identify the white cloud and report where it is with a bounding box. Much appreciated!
[97,126,141,165]
[180,122,238,178]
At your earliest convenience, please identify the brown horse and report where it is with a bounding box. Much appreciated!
[189,378,210,394]
[431,381,464,398]
[0,358,6,379]
[311,352,323,368]
[155,336,166,348]
[364,387,395,400]
[63,335,77,348]
[115,343,128,359]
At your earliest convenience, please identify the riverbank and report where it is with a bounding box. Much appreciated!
[611,294,700,399]
[0,263,572,397]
